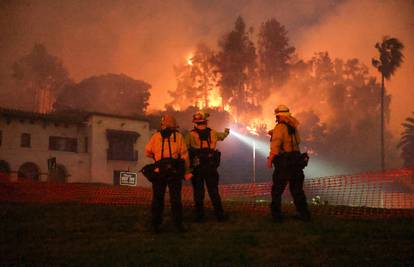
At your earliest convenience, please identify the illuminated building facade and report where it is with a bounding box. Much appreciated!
[0,108,152,186]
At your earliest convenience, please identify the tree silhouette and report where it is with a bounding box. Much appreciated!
[12,43,71,113]
[257,18,295,94]
[54,73,151,116]
[372,36,404,171]
[213,16,258,119]
[397,112,414,167]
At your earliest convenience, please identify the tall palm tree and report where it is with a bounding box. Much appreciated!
[397,112,414,167]
[372,36,404,171]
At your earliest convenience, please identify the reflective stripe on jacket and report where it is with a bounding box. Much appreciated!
[145,131,190,173]
[186,129,229,150]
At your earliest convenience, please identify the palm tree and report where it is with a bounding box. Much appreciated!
[372,36,404,171]
[397,112,414,167]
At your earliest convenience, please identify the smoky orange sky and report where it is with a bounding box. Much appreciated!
[0,0,413,135]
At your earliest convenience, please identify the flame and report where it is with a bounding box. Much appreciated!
[245,119,264,136]
[186,54,193,66]
[172,104,181,111]
[208,88,222,107]
[246,125,259,136]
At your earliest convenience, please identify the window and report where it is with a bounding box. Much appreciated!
[49,136,78,152]
[21,133,31,147]
[106,130,139,161]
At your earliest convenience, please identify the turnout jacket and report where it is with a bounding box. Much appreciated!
[186,128,229,150]
[269,123,301,158]
[145,131,191,174]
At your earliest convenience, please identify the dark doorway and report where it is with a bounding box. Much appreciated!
[18,162,40,181]
[0,160,10,179]
[48,164,67,183]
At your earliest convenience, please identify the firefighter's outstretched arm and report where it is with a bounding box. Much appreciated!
[215,128,230,141]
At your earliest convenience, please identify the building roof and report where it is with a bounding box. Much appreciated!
[0,107,149,125]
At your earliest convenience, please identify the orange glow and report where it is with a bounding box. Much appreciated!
[246,125,259,136]
[246,119,264,136]
[207,88,222,108]
[186,54,193,66]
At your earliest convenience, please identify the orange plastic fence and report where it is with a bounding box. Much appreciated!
[1,168,413,219]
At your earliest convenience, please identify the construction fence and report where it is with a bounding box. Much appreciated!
[1,168,413,219]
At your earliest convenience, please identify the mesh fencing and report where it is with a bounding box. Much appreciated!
[1,167,413,219]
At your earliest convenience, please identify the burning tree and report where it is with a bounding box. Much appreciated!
[169,43,219,110]
[213,16,259,121]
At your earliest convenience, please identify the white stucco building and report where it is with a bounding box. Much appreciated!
[0,108,152,187]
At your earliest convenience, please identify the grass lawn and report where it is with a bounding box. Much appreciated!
[0,202,413,267]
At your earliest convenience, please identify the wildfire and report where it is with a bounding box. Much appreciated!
[246,125,259,136]
[246,119,266,136]
[208,89,222,107]
[186,54,193,66]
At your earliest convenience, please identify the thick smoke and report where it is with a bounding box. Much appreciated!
[1,0,412,134]
[0,0,412,175]
[295,0,414,136]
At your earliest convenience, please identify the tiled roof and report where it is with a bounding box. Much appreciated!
[0,107,149,125]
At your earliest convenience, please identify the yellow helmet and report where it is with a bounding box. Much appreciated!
[161,114,178,128]
[274,104,291,117]
[192,111,209,123]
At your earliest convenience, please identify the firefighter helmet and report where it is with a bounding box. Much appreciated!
[192,111,209,123]
[274,104,291,116]
[161,114,178,128]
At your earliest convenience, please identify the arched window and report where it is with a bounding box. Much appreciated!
[18,162,40,181]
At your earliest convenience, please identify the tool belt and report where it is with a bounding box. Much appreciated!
[141,130,185,183]
[190,148,221,168]
[141,158,185,183]
[272,151,309,170]
[156,158,185,180]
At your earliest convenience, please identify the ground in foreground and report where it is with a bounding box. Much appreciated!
[0,202,413,266]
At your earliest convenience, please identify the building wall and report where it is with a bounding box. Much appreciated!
[88,115,152,187]
[0,119,90,182]
[0,114,152,187]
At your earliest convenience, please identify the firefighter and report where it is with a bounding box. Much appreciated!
[186,111,230,222]
[145,114,192,233]
[267,105,311,222]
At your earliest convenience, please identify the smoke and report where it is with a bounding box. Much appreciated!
[295,0,414,136]
[0,0,412,133]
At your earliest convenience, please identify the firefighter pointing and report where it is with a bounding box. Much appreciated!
[186,111,230,222]
[268,105,311,222]
[145,114,192,233]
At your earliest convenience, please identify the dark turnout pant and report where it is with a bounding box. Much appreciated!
[151,176,183,227]
[271,164,310,219]
[191,165,224,219]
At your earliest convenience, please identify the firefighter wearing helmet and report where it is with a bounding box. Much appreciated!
[186,111,230,222]
[145,114,192,233]
[267,105,311,222]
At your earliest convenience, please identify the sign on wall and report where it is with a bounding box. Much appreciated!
[119,171,137,186]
